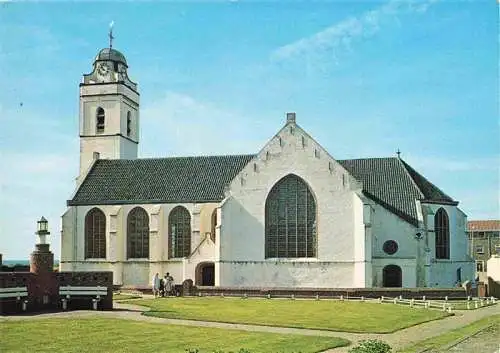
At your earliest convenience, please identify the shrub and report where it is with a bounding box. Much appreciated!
[348,340,392,353]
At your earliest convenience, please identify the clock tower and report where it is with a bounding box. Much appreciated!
[78,44,140,178]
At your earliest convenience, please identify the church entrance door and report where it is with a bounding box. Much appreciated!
[383,265,402,287]
[195,262,215,286]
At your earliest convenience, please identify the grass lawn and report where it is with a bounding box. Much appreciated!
[398,314,500,353]
[130,297,449,333]
[113,293,142,301]
[1,318,349,353]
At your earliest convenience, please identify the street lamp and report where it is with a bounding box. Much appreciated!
[36,217,50,244]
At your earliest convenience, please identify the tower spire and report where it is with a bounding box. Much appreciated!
[109,21,115,49]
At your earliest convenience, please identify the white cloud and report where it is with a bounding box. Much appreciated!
[271,0,438,63]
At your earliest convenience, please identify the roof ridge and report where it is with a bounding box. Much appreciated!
[395,158,425,200]
[400,158,455,202]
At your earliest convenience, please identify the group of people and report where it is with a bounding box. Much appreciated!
[152,272,174,298]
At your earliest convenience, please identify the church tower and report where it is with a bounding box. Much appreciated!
[78,33,139,178]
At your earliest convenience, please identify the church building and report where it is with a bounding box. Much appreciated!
[60,44,475,289]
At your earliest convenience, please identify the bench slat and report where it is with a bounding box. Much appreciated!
[0,292,28,298]
[59,291,107,296]
[59,286,107,291]
[0,287,28,293]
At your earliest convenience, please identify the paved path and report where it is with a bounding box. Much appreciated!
[1,299,498,353]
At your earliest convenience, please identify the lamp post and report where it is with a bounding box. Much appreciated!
[36,216,50,245]
[30,216,54,274]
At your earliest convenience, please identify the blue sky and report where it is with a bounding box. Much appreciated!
[0,0,498,260]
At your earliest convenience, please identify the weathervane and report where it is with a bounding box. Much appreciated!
[109,21,115,49]
[396,149,401,158]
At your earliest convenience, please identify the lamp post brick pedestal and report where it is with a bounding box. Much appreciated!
[29,217,57,309]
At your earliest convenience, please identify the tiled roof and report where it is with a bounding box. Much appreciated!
[467,220,500,231]
[69,155,457,226]
[68,155,255,206]
[338,157,457,225]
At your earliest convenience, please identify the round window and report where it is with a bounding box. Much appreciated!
[383,240,398,255]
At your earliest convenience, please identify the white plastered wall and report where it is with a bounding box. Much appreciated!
[218,121,365,288]
[60,202,218,287]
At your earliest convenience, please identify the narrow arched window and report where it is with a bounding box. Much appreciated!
[168,206,191,258]
[210,209,217,243]
[435,208,450,259]
[85,208,106,259]
[96,107,105,133]
[127,111,132,137]
[127,207,149,258]
[265,174,317,258]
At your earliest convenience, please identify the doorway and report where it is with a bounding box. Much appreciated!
[383,265,402,287]
[195,262,215,286]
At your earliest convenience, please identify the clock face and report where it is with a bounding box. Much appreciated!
[96,62,110,79]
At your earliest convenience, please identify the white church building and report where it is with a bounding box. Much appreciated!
[60,45,475,289]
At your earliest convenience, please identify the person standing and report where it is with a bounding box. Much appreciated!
[164,272,174,296]
[152,273,160,298]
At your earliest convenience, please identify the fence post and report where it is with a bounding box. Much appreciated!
[92,299,98,310]
[475,301,478,309]
[22,300,28,311]
[291,294,295,300]
[340,295,344,301]
[393,298,397,304]
[361,296,364,302]
[423,295,426,301]
[410,299,414,308]
[445,296,448,302]
[467,301,470,310]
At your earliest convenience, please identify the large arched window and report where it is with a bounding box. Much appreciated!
[85,208,106,259]
[96,107,105,133]
[168,206,191,258]
[435,208,450,259]
[265,174,317,258]
[210,209,217,243]
[127,207,149,258]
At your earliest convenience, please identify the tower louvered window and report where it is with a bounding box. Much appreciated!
[265,174,317,258]
[435,208,450,259]
[127,207,149,258]
[96,107,105,133]
[169,206,191,258]
[85,208,106,259]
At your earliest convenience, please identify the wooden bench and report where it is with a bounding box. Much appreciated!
[0,286,29,311]
[59,286,108,310]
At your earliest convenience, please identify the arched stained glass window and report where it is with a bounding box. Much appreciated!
[435,208,450,259]
[265,174,317,258]
[85,208,106,259]
[210,209,217,243]
[169,206,191,258]
[127,207,149,258]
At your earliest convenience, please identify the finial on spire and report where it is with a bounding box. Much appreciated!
[109,21,115,49]
[396,149,401,158]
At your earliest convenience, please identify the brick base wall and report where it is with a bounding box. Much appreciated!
[0,271,113,314]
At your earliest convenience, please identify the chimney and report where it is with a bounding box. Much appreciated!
[286,112,296,124]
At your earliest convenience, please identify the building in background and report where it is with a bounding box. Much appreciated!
[467,220,500,282]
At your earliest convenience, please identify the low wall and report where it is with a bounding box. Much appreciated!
[0,271,113,314]
[192,286,469,299]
